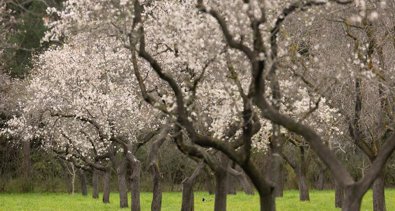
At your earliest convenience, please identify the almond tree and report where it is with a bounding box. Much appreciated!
[126,0,395,211]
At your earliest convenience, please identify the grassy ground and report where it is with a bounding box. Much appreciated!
[0,189,394,211]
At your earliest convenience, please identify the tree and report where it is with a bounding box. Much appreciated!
[7,0,395,211]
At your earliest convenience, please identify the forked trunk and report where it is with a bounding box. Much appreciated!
[342,187,362,211]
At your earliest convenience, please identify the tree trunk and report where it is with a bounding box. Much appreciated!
[227,165,254,195]
[130,160,141,211]
[238,171,254,195]
[117,158,128,208]
[226,170,237,195]
[150,163,162,211]
[147,127,167,211]
[181,163,204,211]
[21,141,32,192]
[273,154,284,197]
[79,169,88,196]
[342,187,362,211]
[102,168,111,204]
[297,167,309,201]
[373,172,386,211]
[214,169,228,211]
[316,166,325,190]
[297,146,309,201]
[92,169,100,199]
[259,193,275,211]
[70,163,76,194]
[205,175,215,195]
[335,180,343,208]
[265,151,284,197]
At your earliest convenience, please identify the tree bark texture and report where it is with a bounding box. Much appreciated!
[181,162,204,211]
[79,169,88,196]
[117,158,129,208]
[335,180,343,208]
[92,169,100,199]
[130,159,141,211]
[148,128,167,211]
[214,169,228,211]
[373,172,386,211]
[102,168,111,203]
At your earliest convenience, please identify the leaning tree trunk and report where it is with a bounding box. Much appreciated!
[227,165,255,195]
[373,171,386,211]
[227,172,237,195]
[92,169,100,199]
[79,169,88,196]
[117,158,129,208]
[226,162,236,195]
[237,170,255,195]
[102,168,111,204]
[181,162,204,211]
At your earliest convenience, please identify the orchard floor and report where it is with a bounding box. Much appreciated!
[1,189,394,211]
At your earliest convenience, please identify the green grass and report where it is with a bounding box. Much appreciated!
[0,190,394,211]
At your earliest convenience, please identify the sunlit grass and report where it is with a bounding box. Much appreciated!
[0,189,394,211]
